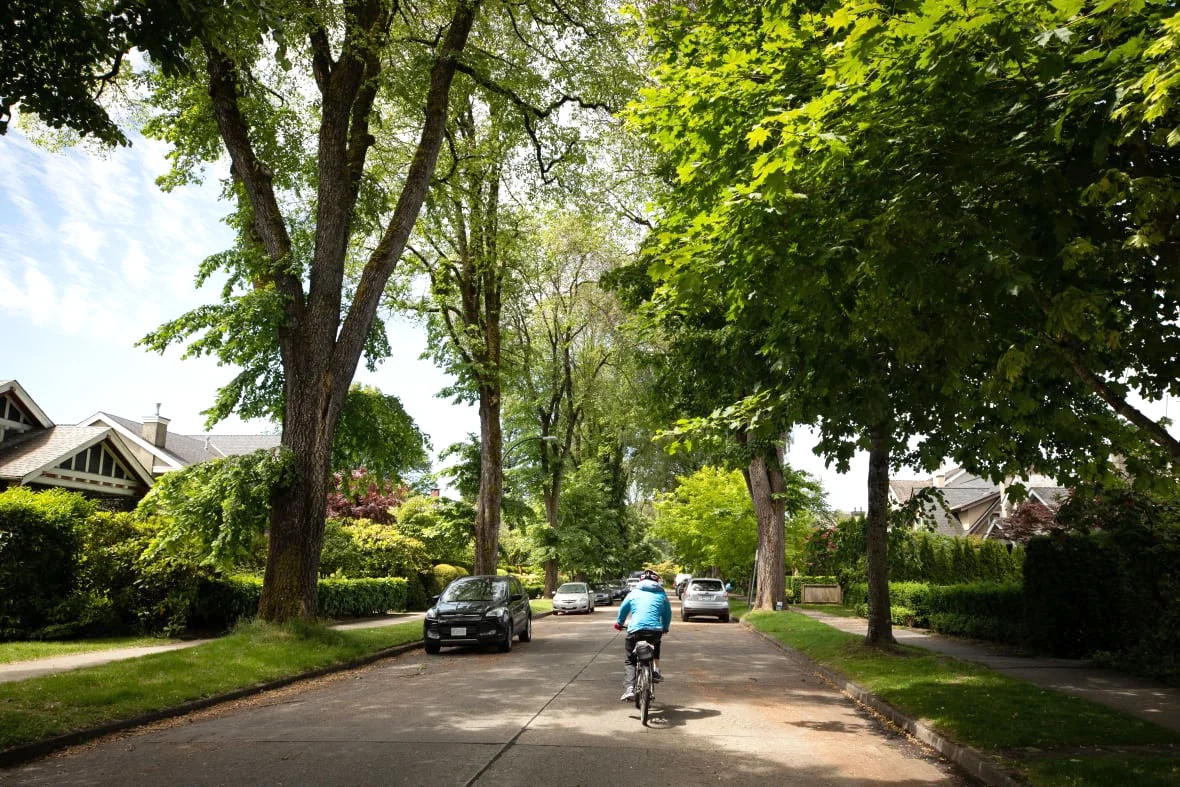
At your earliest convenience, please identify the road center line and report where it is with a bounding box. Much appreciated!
[462,628,620,786]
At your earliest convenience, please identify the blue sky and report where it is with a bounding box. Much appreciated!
[0,128,477,473]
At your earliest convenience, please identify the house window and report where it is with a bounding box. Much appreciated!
[87,447,101,474]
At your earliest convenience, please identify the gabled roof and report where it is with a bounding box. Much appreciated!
[77,411,280,469]
[1030,487,1069,508]
[0,426,153,487]
[0,380,53,429]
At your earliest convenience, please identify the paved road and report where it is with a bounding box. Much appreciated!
[3,602,969,786]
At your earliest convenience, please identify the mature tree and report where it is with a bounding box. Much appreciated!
[653,467,756,580]
[410,3,633,575]
[503,210,628,593]
[333,384,430,486]
[628,0,1180,643]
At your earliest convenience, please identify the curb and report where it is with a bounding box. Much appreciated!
[740,617,1023,787]
[1,610,555,770]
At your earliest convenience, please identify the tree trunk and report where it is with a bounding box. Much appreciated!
[259,355,343,621]
[743,437,787,611]
[474,384,503,575]
[864,425,895,645]
[542,473,561,595]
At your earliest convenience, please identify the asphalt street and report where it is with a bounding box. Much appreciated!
[2,600,971,786]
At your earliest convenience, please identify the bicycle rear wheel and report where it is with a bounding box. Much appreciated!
[639,664,652,726]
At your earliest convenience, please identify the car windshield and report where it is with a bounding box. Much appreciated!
[689,579,724,592]
[556,583,587,594]
[441,577,508,603]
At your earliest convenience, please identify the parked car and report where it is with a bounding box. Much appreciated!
[609,582,628,601]
[424,575,532,654]
[592,584,613,606]
[552,582,595,614]
[681,577,730,622]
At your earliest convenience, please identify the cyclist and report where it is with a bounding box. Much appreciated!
[613,568,672,702]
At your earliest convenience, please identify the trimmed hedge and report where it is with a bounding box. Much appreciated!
[194,576,410,629]
[424,563,469,596]
[845,581,1023,643]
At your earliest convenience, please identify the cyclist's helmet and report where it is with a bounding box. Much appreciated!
[641,569,661,583]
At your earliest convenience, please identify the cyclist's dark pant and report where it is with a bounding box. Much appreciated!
[624,629,663,666]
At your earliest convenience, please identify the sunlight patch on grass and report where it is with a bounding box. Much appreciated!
[0,620,421,751]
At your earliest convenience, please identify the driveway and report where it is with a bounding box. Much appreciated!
[3,601,970,786]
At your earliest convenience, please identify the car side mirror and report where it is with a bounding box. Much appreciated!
[550,590,556,597]
[510,593,523,602]
[431,595,440,605]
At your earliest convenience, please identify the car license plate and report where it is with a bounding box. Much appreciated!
[450,626,466,637]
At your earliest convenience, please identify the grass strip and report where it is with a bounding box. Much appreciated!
[728,597,751,621]
[1021,755,1180,787]
[0,619,420,751]
[744,610,1180,786]
[531,599,553,613]
[0,637,181,665]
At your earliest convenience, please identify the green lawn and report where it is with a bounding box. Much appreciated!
[744,610,1180,786]
[0,619,421,751]
[728,597,751,621]
[0,637,180,665]
[531,599,553,613]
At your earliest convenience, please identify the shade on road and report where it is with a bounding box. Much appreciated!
[4,601,970,786]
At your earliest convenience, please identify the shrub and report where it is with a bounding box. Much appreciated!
[425,563,469,595]
[318,577,409,617]
[0,488,90,638]
[844,580,1020,642]
[319,518,430,580]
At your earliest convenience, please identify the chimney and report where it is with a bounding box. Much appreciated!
[933,473,946,488]
[429,487,440,499]
[141,403,170,449]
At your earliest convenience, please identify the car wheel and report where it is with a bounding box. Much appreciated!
[681,609,690,622]
[519,615,533,642]
[424,641,441,655]
[498,623,513,653]
[720,614,730,623]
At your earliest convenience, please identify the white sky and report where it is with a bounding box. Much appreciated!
[3,127,1171,512]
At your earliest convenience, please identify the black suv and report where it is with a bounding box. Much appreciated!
[424,575,533,654]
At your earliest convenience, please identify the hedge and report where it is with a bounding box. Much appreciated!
[193,576,410,630]
[845,581,1022,643]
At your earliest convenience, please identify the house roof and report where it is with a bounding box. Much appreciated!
[1030,487,1069,508]
[0,426,153,487]
[0,380,53,429]
[78,412,280,468]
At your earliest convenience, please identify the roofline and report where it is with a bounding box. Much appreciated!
[21,428,101,483]
[0,380,54,429]
[78,411,185,470]
[949,490,1000,512]
[20,428,155,488]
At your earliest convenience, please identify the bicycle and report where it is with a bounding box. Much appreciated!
[632,639,656,726]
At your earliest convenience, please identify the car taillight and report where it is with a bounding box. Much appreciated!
[721,592,728,599]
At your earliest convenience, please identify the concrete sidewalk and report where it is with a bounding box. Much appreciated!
[0,613,428,684]
[794,607,1180,735]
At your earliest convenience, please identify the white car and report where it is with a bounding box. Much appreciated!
[681,578,730,622]
[552,582,595,614]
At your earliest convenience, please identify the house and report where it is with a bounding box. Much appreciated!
[0,378,282,504]
[889,466,1068,542]
[0,380,154,502]
[76,410,280,478]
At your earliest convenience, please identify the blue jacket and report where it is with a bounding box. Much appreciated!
[616,580,672,632]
